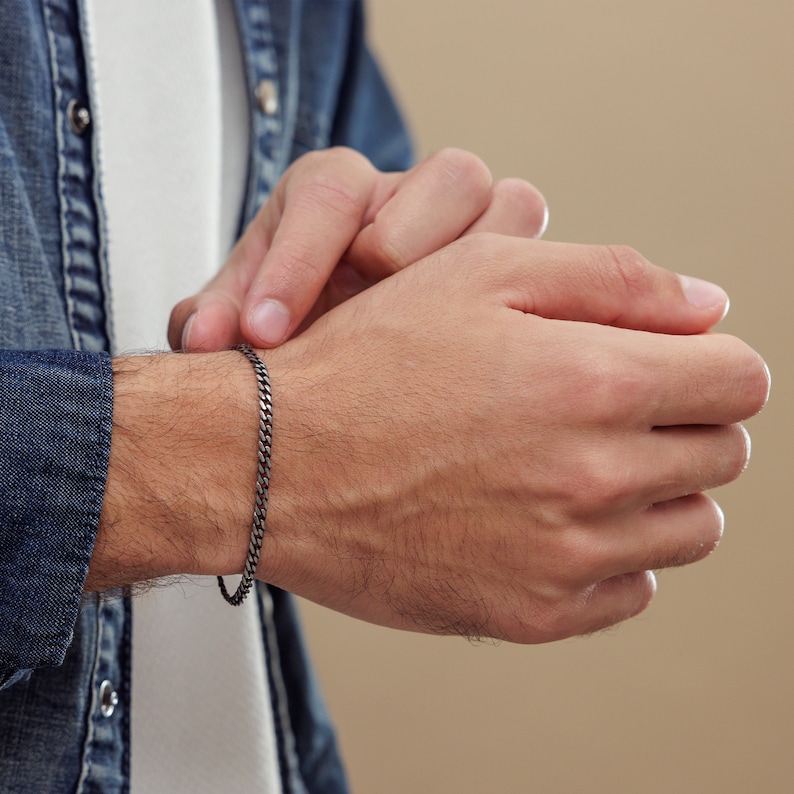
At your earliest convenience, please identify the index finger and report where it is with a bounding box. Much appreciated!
[240,148,381,347]
[343,148,494,281]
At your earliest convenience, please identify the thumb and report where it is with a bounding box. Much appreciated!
[168,293,243,352]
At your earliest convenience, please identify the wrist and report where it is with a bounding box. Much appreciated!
[88,351,258,590]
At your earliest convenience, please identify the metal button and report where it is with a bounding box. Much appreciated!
[99,679,119,718]
[255,80,279,116]
[67,99,91,136]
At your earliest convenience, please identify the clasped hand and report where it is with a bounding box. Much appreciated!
[169,146,547,351]
[169,147,769,643]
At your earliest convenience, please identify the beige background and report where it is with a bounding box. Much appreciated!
[298,1,793,792]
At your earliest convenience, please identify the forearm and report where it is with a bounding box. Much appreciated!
[0,347,271,680]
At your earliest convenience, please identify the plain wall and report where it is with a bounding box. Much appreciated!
[298,2,794,791]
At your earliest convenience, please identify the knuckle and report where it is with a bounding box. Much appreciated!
[740,350,771,417]
[491,177,543,208]
[273,242,326,286]
[654,495,724,570]
[432,147,492,192]
[525,604,576,642]
[554,530,605,583]
[701,498,726,553]
[437,231,498,272]
[599,244,654,299]
[570,456,632,516]
[721,423,752,483]
[422,231,521,290]
[299,174,367,219]
[594,572,656,625]
[496,563,658,643]
[715,337,771,418]
[528,575,655,642]
[456,230,509,260]
[501,591,577,644]
[569,349,645,426]
[167,298,194,348]
[365,223,411,273]
[626,571,657,615]
[490,178,549,236]
[326,144,369,163]
[535,432,633,519]
[454,232,519,283]
[297,145,369,173]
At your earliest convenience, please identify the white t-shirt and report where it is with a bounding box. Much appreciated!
[82,1,281,790]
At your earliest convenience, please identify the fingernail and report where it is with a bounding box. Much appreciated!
[181,312,196,351]
[679,275,729,312]
[250,299,291,346]
[535,202,550,240]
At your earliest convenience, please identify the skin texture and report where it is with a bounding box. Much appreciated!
[93,148,769,644]
[95,243,768,644]
[93,351,257,590]
[248,235,767,642]
[168,147,549,351]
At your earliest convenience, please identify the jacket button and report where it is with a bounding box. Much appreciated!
[255,80,279,116]
[99,679,119,718]
[67,99,91,136]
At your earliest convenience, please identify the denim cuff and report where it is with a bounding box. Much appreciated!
[0,349,112,682]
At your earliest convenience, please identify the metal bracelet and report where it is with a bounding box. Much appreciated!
[218,344,273,606]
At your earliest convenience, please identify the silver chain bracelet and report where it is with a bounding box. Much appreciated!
[218,344,273,605]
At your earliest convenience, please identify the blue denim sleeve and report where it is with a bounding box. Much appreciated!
[329,2,414,171]
[0,349,112,689]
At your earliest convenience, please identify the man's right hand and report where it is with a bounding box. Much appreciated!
[254,234,768,642]
[97,235,769,644]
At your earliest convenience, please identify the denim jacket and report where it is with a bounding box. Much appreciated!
[0,1,411,791]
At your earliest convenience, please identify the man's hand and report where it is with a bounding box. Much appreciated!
[255,237,767,642]
[98,236,769,643]
[168,147,548,351]
[249,236,767,642]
